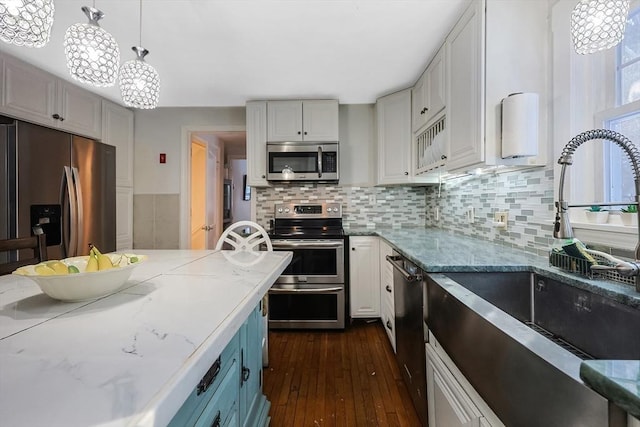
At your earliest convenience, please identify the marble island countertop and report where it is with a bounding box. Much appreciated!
[0,249,292,427]
[345,226,640,419]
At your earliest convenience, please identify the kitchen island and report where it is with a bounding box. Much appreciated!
[0,249,291,427]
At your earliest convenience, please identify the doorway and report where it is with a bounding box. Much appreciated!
[180,126,247,249]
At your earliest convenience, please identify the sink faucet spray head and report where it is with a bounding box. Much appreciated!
[554,201,574,239]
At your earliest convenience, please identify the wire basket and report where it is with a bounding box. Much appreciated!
[548,250,636,286]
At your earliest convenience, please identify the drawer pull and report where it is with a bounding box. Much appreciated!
[386,320,393,331]
[385,285,392,293]
[211,411,221,427]
[197,356,221,395]
[242,366,251,383]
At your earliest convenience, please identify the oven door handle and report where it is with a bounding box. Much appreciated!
[269,286,344,293]
[272,241,343,248]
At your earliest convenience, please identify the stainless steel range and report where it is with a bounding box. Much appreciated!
[268,202,346,329]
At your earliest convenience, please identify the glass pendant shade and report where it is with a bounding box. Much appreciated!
[63,6,120,87]
[119,47,160,109]
[571,0,630,54]
[0,0,54,47]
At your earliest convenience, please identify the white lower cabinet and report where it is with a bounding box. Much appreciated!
[426,332,504,427]
[349,236,380,318]
[379,239,395,352]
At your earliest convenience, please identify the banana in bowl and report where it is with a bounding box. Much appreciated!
[13,253,146,302]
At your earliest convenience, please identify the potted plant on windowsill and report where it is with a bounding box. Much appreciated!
[620,204,638,226]
[585,205,609,224]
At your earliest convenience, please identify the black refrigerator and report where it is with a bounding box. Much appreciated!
[1,116,116,261]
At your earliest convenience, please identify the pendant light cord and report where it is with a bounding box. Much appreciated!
[139,0,143,46]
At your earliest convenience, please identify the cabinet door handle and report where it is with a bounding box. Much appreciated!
[441,155,447,160]
[210,411,221,427]
[404,171,409,176]
[386,320,393,331]
[52,113,64,121]
[196,356,221,395]
[385,285,392,293]
[297,131,302,135]
[261,175,265,179]
[304,131,308,135]
[242,366,251,383]
[352,247,355,251]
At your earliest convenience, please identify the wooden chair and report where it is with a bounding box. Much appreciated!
[0,226,47,275]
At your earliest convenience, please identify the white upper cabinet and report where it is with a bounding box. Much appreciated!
[376,89,439,185]
[102,100,134,188]
[412,46,446,133]
[445,0,549,173]
[58,80,102,139]
[267,100,338,141]
[246,101,270,187]
[446,1,483,172]
[1,53,102,139]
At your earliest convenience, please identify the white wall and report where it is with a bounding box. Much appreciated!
[230,159,251,223]
[133,107,246,194]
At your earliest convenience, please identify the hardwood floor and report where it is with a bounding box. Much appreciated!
[263,320,422,426]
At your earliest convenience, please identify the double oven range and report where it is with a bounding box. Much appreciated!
[268,202,346,330]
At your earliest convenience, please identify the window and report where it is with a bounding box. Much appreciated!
[602,5,640,203]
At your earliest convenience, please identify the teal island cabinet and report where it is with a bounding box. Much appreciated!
[169,303,268,427]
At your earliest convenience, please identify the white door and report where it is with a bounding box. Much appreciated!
[206,142,222,249]
[190,141,207,249]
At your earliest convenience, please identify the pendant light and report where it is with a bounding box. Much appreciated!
[118,0,160,109]
[0,0,54,47]
[63,5,120,87]
[571,0,630,55]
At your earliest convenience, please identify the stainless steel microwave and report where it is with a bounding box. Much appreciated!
[266,142,339,182]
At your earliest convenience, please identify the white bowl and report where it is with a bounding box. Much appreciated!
[13,253,146,302]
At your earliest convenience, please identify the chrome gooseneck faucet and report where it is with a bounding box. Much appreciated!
[554,129,640,291]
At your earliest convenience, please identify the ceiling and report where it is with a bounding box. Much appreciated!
[1,0,470,107]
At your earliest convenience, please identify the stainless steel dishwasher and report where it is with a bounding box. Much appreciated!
[386,252,427,426]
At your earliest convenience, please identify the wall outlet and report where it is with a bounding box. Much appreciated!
[494,211,508,230]
[466,206,475,223]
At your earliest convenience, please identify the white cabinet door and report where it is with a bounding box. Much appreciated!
[116,187,133,250]
[412,72,427,133]
[446,0,483,172]
[267,100,303,141]
[426,343,483,427]
[1,54,57,126]
[101,100,134,187]
[376,89,412,184]
[349,236,380,318]
[426,46,446,124]
[246,101,269,187]
[303,100,339,140]
[379,239,395,351]
[58,81,102,139]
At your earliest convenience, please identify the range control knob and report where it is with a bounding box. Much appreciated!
[326,207,333,213]
[277,208,283,213]
[284,208,290,213]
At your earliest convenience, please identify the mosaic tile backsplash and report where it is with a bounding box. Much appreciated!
[255,166,555,256]
[425,166,555,256]
[255,184,427,229]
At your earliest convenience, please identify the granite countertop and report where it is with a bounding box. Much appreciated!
[0,249,292,427]
[580,360,640,419]
[345,226,640,418]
